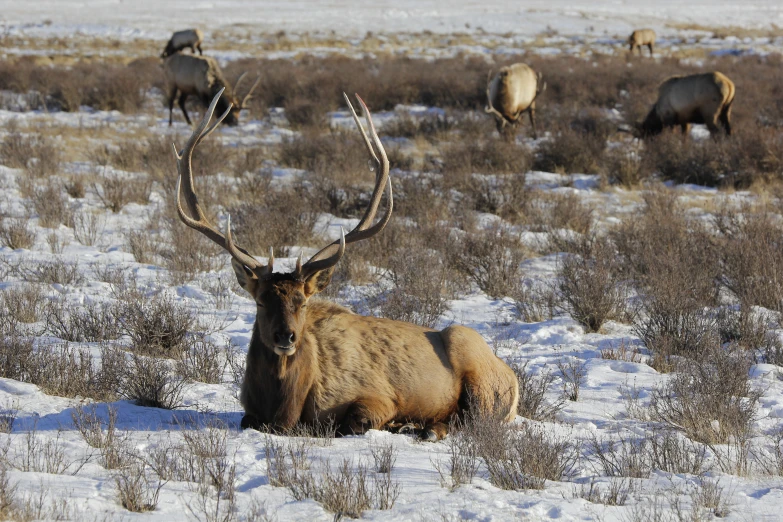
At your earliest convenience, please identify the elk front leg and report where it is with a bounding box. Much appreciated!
[528,106,538,139]
[338,398,395,436]
[178,93,192,125]
[167,88,178,126]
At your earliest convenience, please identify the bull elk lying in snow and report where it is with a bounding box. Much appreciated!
[163,54,259,126]
[623,71,735,139]
[173,90,519,440]
[485,63,546,139]
[161,29,204,58]
[628,29,656,57]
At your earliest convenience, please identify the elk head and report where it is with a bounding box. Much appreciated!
[221,73,261,126]
[174,89,391,357]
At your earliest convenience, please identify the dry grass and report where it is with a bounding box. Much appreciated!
[264,435,399,517]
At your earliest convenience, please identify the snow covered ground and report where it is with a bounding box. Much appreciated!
[1,0,783,38]
[0,2,783,522]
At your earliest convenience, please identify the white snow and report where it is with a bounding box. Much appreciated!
[1,1,783,521]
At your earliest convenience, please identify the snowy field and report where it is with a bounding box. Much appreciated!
[0,2,783,522]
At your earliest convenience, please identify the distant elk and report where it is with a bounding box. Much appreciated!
[163,54,259,126]
[625,71,735,139]
[173,90,519,440]
[485,63,546,139]
[161,29,204,58]
[628,29,656,57]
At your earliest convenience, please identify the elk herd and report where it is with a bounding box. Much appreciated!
[157,27,736,438]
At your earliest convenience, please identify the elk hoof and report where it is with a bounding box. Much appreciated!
[421,429,439,442]
[241,414,261,430]
[397,423,418,435]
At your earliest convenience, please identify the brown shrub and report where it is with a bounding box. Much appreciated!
[228,186,320,258]
[113,290,195,358]
[278,129,369,185]
[374,247,453,328]
[640,122,783,188]
[93,169,152,213]
[533,124,606,174]
[450,224,527,299]
[0,215,35,250]
[557,235,626,332]
[717,208,783,311]
[44,298,121,343]
[650,345,761,445]
[31,181,72,228]
[441,137,532,177]
[121,354,186,409]
[159,219,225,285]
[511,362,564,420]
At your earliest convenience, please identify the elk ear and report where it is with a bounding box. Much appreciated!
[231,258,258,295]
[303,267,335,298]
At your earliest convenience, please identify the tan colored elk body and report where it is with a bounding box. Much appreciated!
[485,63,546,139]
[161,29,204,58]
[635,71,735,138]
[162,54,258,126]
[174,91,519,440]
[629,29,656,57]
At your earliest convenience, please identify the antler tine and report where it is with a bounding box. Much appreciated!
[241,76,261,108]
[175,88,263,271]
[300,94,392,278]
[234,72,248,94]
[484,69,509,125]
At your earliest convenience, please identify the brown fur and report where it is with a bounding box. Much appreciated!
[485,63,545,139]
[162,54,242,126]
[629,29,656,57]
[235,270,519,440]
[638,71,735,139]
[175,91,518,441]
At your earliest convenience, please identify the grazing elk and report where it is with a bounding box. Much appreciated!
[163,54,259,126]
[629,71,735,139]
[161,29,204,58]
[485,63,546,139]
[173,90,519,440]
[628,29,656,57]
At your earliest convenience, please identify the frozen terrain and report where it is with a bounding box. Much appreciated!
[0,2,782,522]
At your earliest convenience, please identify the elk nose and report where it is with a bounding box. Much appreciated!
[274,330,295,346]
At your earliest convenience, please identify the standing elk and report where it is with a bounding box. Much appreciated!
[485,63,546,139]
[626,71,735,139]
[161,29,204,58]
[173,90,519,440]
[163,54,259,127]
[628,29,656,57]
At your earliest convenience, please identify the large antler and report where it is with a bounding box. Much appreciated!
[174,87,268,273]
[484,69,509,128]
[234,72,261,109]
[174,89,391,281]
[297,93,392,281]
